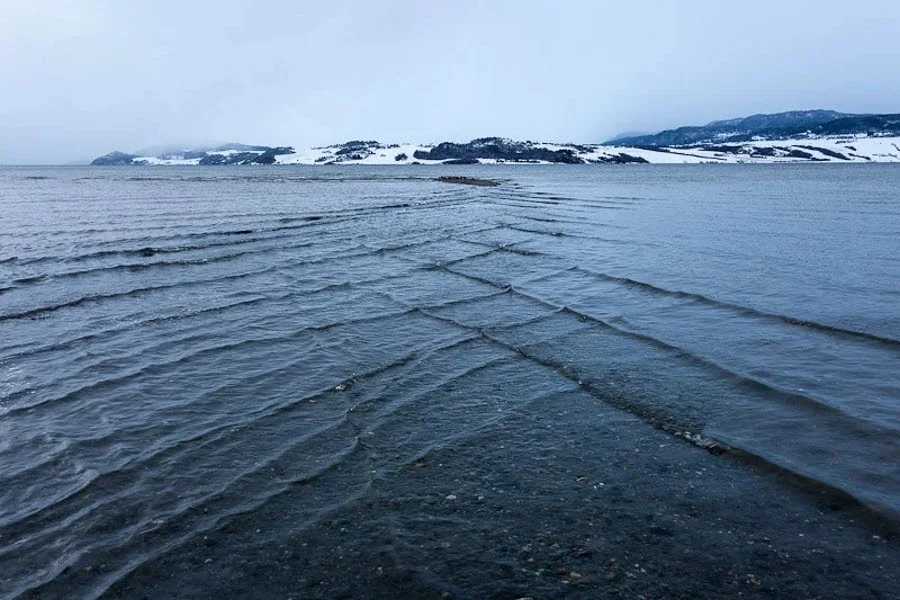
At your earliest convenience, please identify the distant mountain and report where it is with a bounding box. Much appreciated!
[816,114,900,135]
[606,130,652,143]
[606,110,900,147]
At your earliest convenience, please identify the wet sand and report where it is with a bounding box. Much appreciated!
[102,386,897,599]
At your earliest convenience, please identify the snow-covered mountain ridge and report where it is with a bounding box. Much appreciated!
[608,110,900,146]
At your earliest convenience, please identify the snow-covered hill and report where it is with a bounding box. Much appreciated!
[92,134,900,166]
[608,110,900,146]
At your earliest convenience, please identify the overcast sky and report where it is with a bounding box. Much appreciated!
[2,0,899,163]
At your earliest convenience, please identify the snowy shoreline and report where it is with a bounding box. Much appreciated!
[94,135,900,166]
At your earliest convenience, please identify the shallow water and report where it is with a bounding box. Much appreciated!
[0,164,898,598]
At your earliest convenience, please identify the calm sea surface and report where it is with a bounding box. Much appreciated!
[0,164,898,597]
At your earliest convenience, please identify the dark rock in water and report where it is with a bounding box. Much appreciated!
[183,151,208,160]
[437,176,500,187]
[414,138,584,164]
[443,158,480,165]
[395,153,408,161]
[90,151,137,166]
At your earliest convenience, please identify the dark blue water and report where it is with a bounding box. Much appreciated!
[0,165,898,598]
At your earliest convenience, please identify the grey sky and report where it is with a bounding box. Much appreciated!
[2,0,899,164]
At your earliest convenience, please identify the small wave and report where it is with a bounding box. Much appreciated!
[11,274,48,285]
[445,264,890,436]
[361,230,501,258]
[24,230,299,265]
[279,215,323,223]
[420,303,702,442]
[0,265,279,323]
[9,250,261,284]
[1,331,478,546]
[1,304,422,417]
[505,224,566,237]
[517,214,628,229]
[571,266,900,347]
[427,270,900,517]
[0,295,272,360]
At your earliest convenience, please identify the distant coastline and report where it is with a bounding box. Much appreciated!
[89,135,900,166]
[89,110,900,166]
